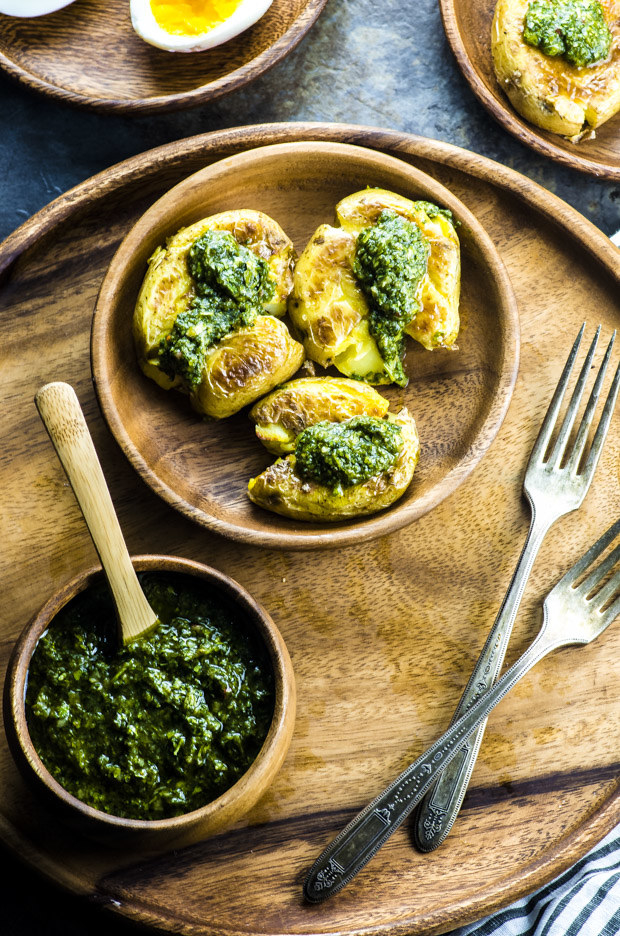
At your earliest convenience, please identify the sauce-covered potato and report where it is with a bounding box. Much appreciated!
[249,376,390,455]
[492,0,620,139]
[133,209,304,419]
[247,408,419,522]
[288,188,460,387]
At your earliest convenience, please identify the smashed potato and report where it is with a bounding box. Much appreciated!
[247,408,419,522]
[288,188,460,387]
[492,0,620,139]
[190,315,305,420]
[249,376,390,455]
[133,209,304,419]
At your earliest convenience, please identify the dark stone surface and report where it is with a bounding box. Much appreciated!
[1,0,620,242]
[0,1,618,934]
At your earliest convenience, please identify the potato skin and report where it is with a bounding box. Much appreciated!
[492,0,620,139]
[288,189,460,384]
[247,408,419,521]
[133,209,303,418]
[191,315,305,419]
[249,376,391,454]
[286,224,389,382]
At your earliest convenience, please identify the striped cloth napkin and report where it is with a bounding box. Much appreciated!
[448,826,620,936]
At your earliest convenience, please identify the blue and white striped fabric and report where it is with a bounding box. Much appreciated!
[448,826,620,936]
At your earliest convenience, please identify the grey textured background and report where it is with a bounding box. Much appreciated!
[1,0,620,242]
[0,0,618,933]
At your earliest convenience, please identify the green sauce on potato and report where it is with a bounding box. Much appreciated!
[294,415,403,494]
[158,229,275,387]
[523,0,612,68]
[353,211,430,387]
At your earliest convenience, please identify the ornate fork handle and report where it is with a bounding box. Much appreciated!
[303,629,554,904]
[412,508,550,851]
[304,516,620,903]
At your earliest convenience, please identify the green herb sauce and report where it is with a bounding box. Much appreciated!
[523,0,612,67]
[159,229,275,388]
[26,574,275,821]
[353,210,430,387]
[294,415,403,494]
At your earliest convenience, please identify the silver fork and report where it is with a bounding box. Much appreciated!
[304,517,620,903]
[413,323,620,852]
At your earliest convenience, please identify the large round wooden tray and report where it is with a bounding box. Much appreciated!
[0,0,327,113]
[439,0,620,180]
[1,123,619,936]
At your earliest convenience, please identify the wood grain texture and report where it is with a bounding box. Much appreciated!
[0,0,327,113]
[0,123,619,936]
[439,0,620,179]
[92,140,519,549]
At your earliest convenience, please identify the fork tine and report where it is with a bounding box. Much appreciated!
[547,326,600,468]
[600,591,620,627]
[591,568,620,614]
[567,331,616,473]
[552,516,620,594]
[581,357,620,478]
[529,323,585,465]
[575,540,620,599]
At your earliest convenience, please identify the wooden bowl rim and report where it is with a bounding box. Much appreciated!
[4,554,296,833]
[438,0,620,180]
[0,0,329,115]
[92,138,521,550]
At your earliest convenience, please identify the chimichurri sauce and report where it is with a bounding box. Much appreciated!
[294,415,403,494]
[353,210,430,387]
[159,229,275,387]
[25,574,275,821]
[523,0,612,68]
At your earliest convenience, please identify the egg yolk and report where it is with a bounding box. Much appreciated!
[150,0,244,36]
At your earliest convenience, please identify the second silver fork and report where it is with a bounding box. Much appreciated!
[413,323,620,852]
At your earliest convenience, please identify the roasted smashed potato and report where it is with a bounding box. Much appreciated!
[249,376,390,455]
[189,315,305,420]
[133,209,304,419]
[492,0,620,139]
[247,408,419,522]
[288,188,460,386]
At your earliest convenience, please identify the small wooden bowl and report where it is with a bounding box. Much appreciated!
[3,555,296,855]
[92,139,520,549]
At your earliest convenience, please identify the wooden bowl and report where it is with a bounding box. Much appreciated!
[92,139,520,549]
[439,0,620,179]
[3,554,296,855]
[0,0,328,114]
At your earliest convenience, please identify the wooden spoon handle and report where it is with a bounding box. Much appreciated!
[35,381,157,644]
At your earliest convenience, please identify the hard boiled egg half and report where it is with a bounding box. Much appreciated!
[0,0,75,15]
[130,0,274,52]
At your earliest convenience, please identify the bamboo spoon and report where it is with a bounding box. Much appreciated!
[35,381,158,644]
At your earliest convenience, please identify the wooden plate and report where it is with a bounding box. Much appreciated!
[439,0,620,179]
[0,123,619,936]
[92,140,519,550]
[0,0,327,113]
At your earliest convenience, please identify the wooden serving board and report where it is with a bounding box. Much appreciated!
[439,0,620,179]
[0,123,619,936]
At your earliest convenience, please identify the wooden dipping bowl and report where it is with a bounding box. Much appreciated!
[3,554,296,855]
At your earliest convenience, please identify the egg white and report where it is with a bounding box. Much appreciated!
[0,0,75,14]
[130,0,274,52]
